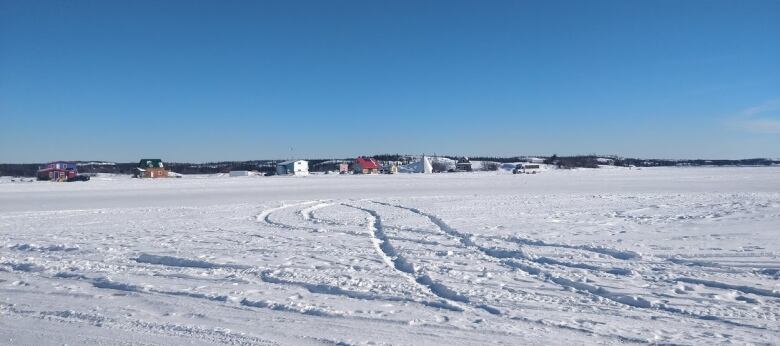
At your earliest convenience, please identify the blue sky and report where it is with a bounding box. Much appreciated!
[1,0,779,162]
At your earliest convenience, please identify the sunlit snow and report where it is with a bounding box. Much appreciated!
[0,167,778,344]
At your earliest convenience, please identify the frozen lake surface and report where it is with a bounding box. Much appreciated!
[1,167,779,345]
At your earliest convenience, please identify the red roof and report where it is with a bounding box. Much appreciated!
[355,157,380,170]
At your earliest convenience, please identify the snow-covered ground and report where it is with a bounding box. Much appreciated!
[0,167,778,345]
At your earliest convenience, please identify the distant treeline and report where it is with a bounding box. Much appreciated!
[0,161,276,177]
[468,155,778,169]
[0,156,776,177]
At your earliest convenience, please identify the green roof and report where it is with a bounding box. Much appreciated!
[138,159,164,168]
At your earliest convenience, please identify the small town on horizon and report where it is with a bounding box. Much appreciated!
[2,153,778,181]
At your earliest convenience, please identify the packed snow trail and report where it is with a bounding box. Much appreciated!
[249,195,780,342]
[343,203,500,315]
[369,199,780,332]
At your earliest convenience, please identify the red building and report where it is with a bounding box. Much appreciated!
[354,157,381,174]
[37,161,78,181]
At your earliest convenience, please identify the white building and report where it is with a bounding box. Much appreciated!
[276,160,309,176]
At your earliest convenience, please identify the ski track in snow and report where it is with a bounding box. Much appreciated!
[254,198,780,342]
[372,201,638,276]
[259,202,468,313]
[371,200,779,331]
[342,204,478,313]
[256,201,639,341]
[272,197,777,337]
[372,204,634,308]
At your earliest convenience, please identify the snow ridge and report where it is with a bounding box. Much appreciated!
[135,253,250,270]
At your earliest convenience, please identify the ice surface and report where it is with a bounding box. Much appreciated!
[0,167,778,344]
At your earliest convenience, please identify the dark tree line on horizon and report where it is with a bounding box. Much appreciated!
[0,156,776,177]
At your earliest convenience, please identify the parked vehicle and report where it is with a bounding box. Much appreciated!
[513,164,540,174]
[67,175,91,182]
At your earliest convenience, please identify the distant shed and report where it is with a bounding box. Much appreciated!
[354,157,380,174]
[513,163,542,174]
[37,161,78,181]
[456,157,473,172]
[277,160,309,176]
[383,162,398,174]
[134,159,169,178]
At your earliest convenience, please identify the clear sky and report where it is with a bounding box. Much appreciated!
[1,0,779,163]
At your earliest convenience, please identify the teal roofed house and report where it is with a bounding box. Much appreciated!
[134,159,170,178]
